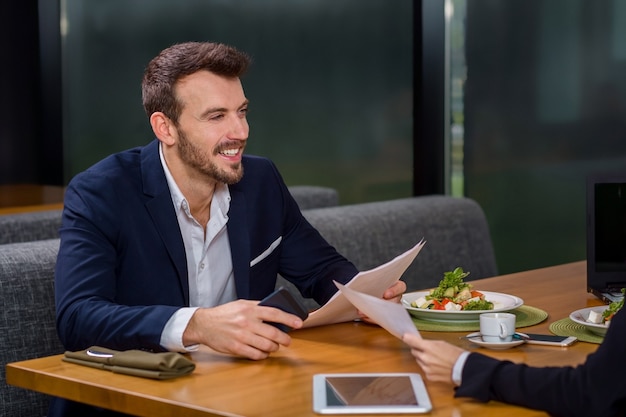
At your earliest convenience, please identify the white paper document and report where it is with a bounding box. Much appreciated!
[335,282,421,339]
[303,239,425,328]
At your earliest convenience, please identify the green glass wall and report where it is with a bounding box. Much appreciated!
[453,0,626,273]
[62,0,413,204]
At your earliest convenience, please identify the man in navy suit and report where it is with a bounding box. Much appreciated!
[403,307,626,416]
[52,42,406,416]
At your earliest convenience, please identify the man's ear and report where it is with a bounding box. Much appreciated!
[149,112,176,146]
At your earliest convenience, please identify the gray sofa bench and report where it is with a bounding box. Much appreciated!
[0,195,496,416]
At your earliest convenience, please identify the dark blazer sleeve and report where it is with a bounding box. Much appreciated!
[55,142,185,352]
[455,307,626,417]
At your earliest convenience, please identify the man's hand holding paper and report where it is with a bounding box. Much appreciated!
[303,239,425,329]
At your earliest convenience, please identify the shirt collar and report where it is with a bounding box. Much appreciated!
[159,142,186,212]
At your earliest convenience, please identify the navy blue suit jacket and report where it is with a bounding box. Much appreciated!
[54,139,358,353]
[457,307,626,417]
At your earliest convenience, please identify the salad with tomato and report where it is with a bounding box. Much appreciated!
[410,267,494,311]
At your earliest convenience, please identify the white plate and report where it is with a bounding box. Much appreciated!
[569,306,609,337]
[465,332,526,350]
[401,290,524,322]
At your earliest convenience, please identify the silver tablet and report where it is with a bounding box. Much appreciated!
[312,373,432,414]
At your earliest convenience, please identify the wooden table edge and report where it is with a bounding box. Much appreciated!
[5,357,241,417]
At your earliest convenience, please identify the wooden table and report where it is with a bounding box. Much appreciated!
[6,261,602,417]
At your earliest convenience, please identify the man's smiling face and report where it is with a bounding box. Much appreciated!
[172,70,249,184]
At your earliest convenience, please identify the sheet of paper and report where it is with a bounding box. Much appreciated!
[335,282,420,339]
[303,239,425,328]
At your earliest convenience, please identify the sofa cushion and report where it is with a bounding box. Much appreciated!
[0,238,63,417]
[0,209,63,244]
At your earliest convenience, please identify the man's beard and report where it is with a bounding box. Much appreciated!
[177,129,244,185]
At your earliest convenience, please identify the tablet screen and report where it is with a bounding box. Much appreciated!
[313,373,432,414]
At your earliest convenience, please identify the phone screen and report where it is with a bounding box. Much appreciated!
[525,334,569,342]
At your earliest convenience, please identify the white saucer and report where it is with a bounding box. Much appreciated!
[465,332,526,350]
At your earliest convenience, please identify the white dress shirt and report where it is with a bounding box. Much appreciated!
[157,144,236,351]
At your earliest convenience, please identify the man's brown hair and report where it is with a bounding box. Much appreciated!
[142,42,251,124]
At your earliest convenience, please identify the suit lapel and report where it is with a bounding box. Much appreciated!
[227,188,251,298]
[141,140,190,305]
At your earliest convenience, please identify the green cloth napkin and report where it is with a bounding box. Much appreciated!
[63,346,195,380]
[411,305,548,332]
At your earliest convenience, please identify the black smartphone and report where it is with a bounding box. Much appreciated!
[522,333,577,346]
[258,287,309,332]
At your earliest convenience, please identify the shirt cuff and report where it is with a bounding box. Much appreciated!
[452,350,471,386]
[160,307,200,352]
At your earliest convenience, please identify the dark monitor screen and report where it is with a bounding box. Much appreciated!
[587,173,626,295]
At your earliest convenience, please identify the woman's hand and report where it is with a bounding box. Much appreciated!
[402,333,465,384]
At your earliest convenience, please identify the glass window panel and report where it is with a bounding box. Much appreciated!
[450,0,626,273]
[61,0,413,204]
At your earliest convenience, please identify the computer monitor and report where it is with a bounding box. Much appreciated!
[586,172,626,303]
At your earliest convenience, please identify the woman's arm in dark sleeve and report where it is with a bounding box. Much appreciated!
[456,308,626,417]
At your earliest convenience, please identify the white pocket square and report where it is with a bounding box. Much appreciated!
[250,236,282,267]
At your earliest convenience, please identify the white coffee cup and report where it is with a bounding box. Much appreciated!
[479,312,516,343]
